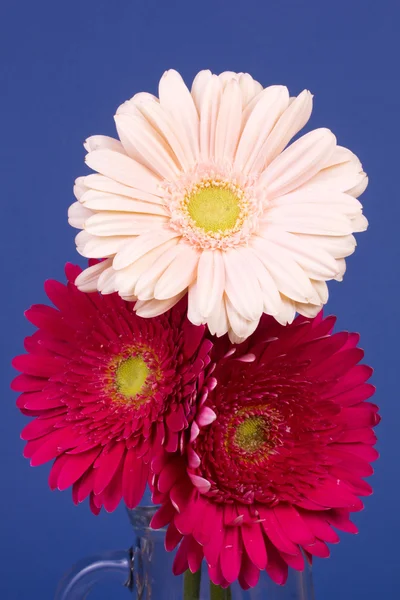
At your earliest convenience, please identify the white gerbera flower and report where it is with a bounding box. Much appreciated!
[69,69,368,343]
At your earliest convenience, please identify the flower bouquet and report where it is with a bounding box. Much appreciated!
[13,70,379,599]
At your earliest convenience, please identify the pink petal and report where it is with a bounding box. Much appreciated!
[122,449,148,509]
[93,442,125,495]
[220,526,242,583]
[274,504,315,546]
[241,522,267,570]
[57,448,100,491]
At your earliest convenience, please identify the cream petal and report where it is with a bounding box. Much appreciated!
[272,187,362,217]
[199,75,222,161]
[68,202,93,229]
[159,70,199,160]
[295,301,322,318]
[113,229,180,270]
[134,239,182,300]
[310,279,329,304]
[260,90,313,167]
[81,190,168,216]
[84,135,125,154]
[347,174,368,198]
[84,174,164,204]
[238,73,264,106]
[85,149,161,196]
[263,205,354,236]
[188,281,206,326]
[206,294,229,337]
[214,79,242,164]
[116,93,156,118]
[154,244,200,300]
[75,259,113,293]
[351,213,368,232]
[274,295,296,325]
[223,249,263,321]
[252,237,318,303]
[218,71,239,85]
[78,234,131,259]
[97,266,118,295]
[75,229,92,252]
[135,292,185,318]
[259,128,336,198]
[225,296,259,342]
[115,242,177,296]
[296,233,357,259]
[263,226,339,280]
[114,113,180,180]
[196,250,225,319]
[244,248,283,316]
[191,70,213,113]
[74,176,88,201]
[84,212,168,237]
[134,97,194,171]
[334,258,346,281]
[235,86,290,174]
[306,146,367,196]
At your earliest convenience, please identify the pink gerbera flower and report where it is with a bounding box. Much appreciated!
[151,312,379,589]
[12,262,212,514]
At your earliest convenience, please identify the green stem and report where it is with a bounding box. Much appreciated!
[183,569,201,600]
[210,582,232,600]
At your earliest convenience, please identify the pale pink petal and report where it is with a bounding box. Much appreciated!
[263,205,354,236]
[274,295,296,325]
[85,149,161,195]
[351,213,368,232]
[272,187,362,217]
[244,248,283,316]
[188,281,206,326]
[68,202,93,229]
[296,233,357,259]
[310,279,329,304]
[295,300,322,318]
[134,292,185,318]
[114,113,180,180]
[235,86,290,173]
[84,174,164,204]
[74,176,88,201]
[116,240,180,297]
[252,237,318,303]
[238,73,263,106]
[116,92,157,118]
[261,89,313,167]
[191,70,213,113]
[223,249,263,321]
[188,473,211,494]
[97,266,118,295]
[75,259,113,292]
[77,234,131,259]
[159,69,199,160]
[206,294,229,337]
[306,145,367,196]
[154,245,200,300]
[133,96,194,171]
[199,75,222,161]
[263,226,340,280]
[259,128,336,198]
[197,250,225,319]
[84,135,125,154]
[225,296,259,342]
[134,239,182,300]
[84,212,168,237]
[81,190,168,216]
[214,79,242,163]
[113,229,180,271]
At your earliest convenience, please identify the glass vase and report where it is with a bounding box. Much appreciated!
[55,506,315,599]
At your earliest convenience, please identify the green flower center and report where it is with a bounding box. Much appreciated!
[234,416,269,453]
[187,185,241,233]
[115,356,149,400]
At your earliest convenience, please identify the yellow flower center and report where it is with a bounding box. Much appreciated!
[186,183,241,233]
[234,416,269,453]
[115,356,149,400]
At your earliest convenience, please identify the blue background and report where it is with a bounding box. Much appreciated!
[1,0,398,598]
